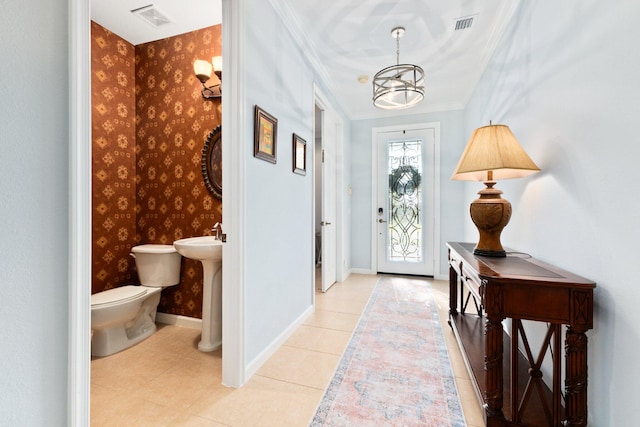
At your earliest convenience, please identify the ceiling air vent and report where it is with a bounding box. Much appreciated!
[131,4,172,28]
[454,17,474,31]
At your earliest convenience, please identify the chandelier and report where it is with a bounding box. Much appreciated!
[373,27,425,110]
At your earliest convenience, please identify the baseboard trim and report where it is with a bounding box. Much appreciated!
[338,268,352,283]
[350,268,376,275]
[245,305,315,378]
[350,268,447,281]
[156,312,202,329]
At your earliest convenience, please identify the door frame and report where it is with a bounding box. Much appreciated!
[370,122,441,277]
[313,85,345,292]
[68,1,245,424]
[68,1,92,424]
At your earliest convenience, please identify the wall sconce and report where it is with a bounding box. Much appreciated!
[194,56,222,99]
[451,123,540,257]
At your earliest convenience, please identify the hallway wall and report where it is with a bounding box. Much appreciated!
[0,0,70,424]
[463,1,640,424]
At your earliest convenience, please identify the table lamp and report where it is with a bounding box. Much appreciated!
[451,123,540,257]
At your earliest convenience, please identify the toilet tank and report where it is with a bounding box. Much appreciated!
[131,244,182,287]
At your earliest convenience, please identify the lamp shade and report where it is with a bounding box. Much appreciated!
[212,56,223,73]
[451,124,540,181]
[193,59,213,83]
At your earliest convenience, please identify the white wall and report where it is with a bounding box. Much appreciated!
[0,0,70,424]
[463,1,640,425]
[350,110,467,277]
[242,0,350,364]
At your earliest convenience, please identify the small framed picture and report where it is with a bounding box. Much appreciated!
[254,105,277,163]
[292,133,306,175]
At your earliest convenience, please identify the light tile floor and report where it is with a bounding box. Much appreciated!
[91,274,484,426]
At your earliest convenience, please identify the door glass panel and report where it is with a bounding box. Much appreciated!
[387,140,422,263]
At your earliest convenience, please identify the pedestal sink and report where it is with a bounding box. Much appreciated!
[173,236,223,352]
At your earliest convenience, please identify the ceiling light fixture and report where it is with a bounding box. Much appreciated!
[373,27,425,110]
[193,56,223,100]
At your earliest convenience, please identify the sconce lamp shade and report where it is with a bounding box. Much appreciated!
[212,56,223,74]
[193,56,222,99]
[194,59,213,83]
[452,123,540,257]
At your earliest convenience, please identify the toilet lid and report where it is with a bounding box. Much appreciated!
[91,285,147,307]
[131,244,176,254]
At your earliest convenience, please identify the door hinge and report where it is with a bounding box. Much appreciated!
[322,149,325,163]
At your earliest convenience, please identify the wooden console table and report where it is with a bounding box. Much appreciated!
[447,242,595,427]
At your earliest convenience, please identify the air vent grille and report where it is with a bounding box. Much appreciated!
[454,17,474,31]
[131,4,172,28]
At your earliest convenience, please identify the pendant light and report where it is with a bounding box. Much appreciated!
[373,27,425,110]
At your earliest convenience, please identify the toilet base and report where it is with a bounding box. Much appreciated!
[91,292,160,357]
[92,322,157,357]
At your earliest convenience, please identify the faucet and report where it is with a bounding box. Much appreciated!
[211,222,223,240]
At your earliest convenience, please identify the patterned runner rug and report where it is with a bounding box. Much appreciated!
[310,276,466,427]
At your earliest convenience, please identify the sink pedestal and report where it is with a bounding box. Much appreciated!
[173,236,223,353]
[198,259,222,352]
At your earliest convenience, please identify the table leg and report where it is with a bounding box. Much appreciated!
[563,327,588,427]
[449,265,458,317]
[484,314,505,420]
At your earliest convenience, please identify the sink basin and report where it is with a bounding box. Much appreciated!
[173,236,223,352]
[173,236,222,261]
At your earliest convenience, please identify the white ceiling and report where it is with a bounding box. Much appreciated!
[91,0,222,46]
[91,0,519,120]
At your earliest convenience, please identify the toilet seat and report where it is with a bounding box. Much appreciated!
[91,285,147,308]
[131,244,177,254]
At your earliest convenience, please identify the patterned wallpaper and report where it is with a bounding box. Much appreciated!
[91,21,222,319]
[91,23,137,294]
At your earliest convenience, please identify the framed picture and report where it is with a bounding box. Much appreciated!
[292,133,307,175]
[254,105,277,163]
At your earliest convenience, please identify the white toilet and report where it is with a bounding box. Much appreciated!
[91,244,182,357]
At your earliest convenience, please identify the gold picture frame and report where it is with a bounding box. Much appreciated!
[254,105,277,163]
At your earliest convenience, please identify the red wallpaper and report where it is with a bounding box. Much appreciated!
[91,21,222,319]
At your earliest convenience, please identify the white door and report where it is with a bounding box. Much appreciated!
[376,128,435,276]
[321,109,337,291]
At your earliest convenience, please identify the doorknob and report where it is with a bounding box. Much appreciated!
[378,219,387,223]
[321,221,332,226]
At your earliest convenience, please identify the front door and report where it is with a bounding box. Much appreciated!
[376,128,435,276]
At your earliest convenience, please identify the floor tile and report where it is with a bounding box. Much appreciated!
[455,376,484,426]
[190,376,322,427]
[92,276,483,427]
[284,324,352,355]
[303,309,360,332]
[256,345,340,390]
[165,413,229,427]
[91,344,182,392]
[90,390,178,427]
[130,356,222,411]
[249,377,323,427]
[314,294,368,314]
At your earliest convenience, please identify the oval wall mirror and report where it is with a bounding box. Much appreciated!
[202,125,222,200]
